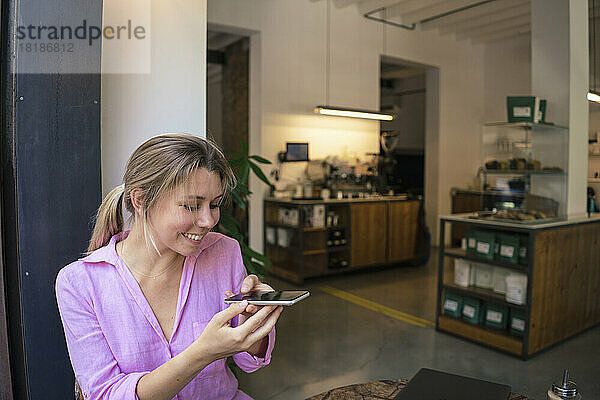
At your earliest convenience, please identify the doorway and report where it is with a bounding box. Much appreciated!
[379,60,426,196]
[206,30,251,241]
[380,56,440,245]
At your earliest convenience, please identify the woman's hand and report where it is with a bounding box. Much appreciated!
[225,275,282,357]
[192,300,283,364]
[226,274,276,323]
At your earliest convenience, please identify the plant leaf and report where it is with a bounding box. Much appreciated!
[230,190,246,210]
[218,213,242,239]
[219,141,275,278]
[248,161,272,187]
[244,246,272,267]
[249,155,271,164]
[239,161,250,185]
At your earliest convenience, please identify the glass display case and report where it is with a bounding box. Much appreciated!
[478,122,568,221]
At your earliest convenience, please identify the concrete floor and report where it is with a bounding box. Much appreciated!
[237,248,600,400]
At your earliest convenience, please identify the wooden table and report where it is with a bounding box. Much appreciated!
[306,379,532,400]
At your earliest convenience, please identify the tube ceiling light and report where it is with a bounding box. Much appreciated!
[315,0,395,121]
[314,106,394,121]
[588,91,600,103]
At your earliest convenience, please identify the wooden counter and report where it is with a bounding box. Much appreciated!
[264,197,423,284]
[437,213,600,358]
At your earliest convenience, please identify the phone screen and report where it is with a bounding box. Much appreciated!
[225,290,309,305]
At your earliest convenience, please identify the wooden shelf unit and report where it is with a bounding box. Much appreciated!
[436,216,600,359]
[441,283,527,312]
[438,315,523,356]
[264,198,423,284]
[443,247,529,272]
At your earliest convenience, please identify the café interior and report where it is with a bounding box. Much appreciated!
[1,1,599,399]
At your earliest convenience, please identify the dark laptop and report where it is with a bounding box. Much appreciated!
[394,368,511,400]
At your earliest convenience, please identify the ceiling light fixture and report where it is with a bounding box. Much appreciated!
[315,0,394,121]
[314,105,394,121]
[588,91,600,102]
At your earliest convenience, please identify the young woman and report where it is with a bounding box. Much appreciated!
[55,133,283,399]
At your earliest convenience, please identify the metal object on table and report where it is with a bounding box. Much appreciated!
[548,370,581,399]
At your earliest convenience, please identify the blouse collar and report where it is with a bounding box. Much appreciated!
[78,230,224,265]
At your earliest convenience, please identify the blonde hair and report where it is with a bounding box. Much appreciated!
[87,133,236,254]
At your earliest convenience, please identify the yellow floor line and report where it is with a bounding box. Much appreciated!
[320,286,435,329]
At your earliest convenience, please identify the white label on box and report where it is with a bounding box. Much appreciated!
[444,300,458,312]
[520,247,527,258]
[506,287,525,305]
[463,305,475,318]
[500,245,515,258]
[513,106,531,117]
[487,310,503,324]
[477,242,490,254]
[511,318,526,331]
[468,238,476,248]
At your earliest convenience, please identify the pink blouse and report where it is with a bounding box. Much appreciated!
[55,231,275,400]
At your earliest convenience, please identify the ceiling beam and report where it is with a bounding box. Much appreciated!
[471,23,530,44]
[420,0,527,30]
[382,0,447,18]
[438,3,530,35]
[357,0,409,15]
[333,0,362,8]
[456,14,531,40]
[389,0,490,25]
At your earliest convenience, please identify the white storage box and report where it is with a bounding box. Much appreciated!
[277,228,292,247]
[454,259,471,287]
[506,273,528,305]
[266,227,276,245]
[288,209,299,226]
[474,263,494,289]
[492,267,511,294]
[312,205,325,227]
[469,264,477,286]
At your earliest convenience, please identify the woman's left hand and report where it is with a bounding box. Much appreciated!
[225,275,280,357]
[225,275,276,323]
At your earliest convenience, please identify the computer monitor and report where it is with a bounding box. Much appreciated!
[285,142,309,162]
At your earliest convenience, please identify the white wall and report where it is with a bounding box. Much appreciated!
[483,36,532,122]
[208,0,486,248]
[101,0,207,195]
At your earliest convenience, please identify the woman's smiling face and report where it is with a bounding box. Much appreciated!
[147,168,224,257]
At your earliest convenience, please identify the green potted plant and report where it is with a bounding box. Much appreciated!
[215,140,273,277]
[215,141,274,379]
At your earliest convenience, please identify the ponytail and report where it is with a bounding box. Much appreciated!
[87,184,125,254]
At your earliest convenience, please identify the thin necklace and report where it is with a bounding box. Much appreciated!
[118,241,183,280]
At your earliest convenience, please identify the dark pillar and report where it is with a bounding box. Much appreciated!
[222,38,249,157]
[1,0,102,398]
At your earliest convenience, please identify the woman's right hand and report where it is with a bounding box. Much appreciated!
[192,300,283,363]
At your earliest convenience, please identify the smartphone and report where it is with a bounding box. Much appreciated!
[224,290,310,306]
